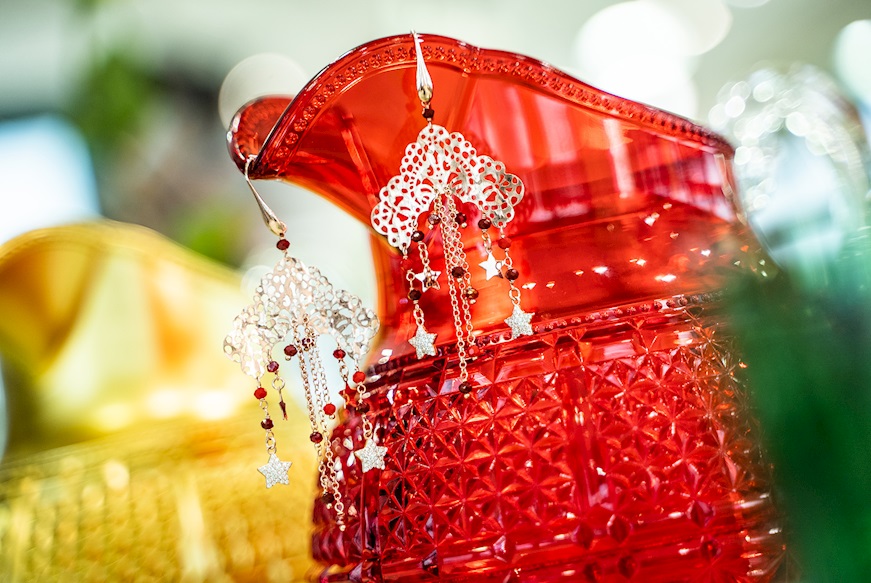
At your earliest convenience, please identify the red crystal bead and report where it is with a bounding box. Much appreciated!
[323,403,337,416]
[451,266,465,278]
[478,218,492,230]
[422,107,435,121]
[411,230,425,242]
[266,360,279,373]
[310,431,324,444]
[497,237,512,249]
[408,288,422,301]
[276,238,290,251]
[254,387,267,400]
[356,401,370,414]
[505,268,519,281]
[458,381,473,394]
[352,371,366,383]
[333,348,346,359]
[427,214,441,226]
[284,344,298,357]
[463,287,479,301]
[261,418,274,430]
[321,491,335,505]
[454,212,467,225]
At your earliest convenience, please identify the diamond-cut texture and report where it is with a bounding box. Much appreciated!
[312,310,784,582]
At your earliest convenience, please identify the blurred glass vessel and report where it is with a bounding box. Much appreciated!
[230,34,785,583]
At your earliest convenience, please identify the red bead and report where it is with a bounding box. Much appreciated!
[333,348,346,360]
[505,268,519,281]
[451,266,465,278]
[321,491,335,505]
[411,230,425,242]
[463,287,479,300]
[323,403,337,416]
[356,401,370,414]
[408,289,422,301]
[352,371,366,383]
[497,237,512,249]
[261,418,274,430]
[478,218,492,230]
[254,387,267,400]
[276,239,290,251]
[427,214,441,226]
[284,344,298,357]
[422,107,435,121]
[310,431,324,444]
[454,212,467,225]
[266,360,279,373]
[458,381,473,394]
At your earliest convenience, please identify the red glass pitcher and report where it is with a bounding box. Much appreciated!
[229,34,784,583]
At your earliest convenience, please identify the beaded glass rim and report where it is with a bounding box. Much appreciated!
[231,33,734,175]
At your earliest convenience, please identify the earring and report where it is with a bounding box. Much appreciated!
[370,32,534,388]
[224,157,382,529]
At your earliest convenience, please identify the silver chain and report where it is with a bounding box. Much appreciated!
[437,189,473,382]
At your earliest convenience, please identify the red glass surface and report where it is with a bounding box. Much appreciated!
[229,34,784,582]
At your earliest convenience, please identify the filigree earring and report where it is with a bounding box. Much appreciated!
[370,32,535,387]
[224,157,382,529]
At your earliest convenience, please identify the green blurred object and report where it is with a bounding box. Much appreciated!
[728,227,871,582]
[67,51,159,164]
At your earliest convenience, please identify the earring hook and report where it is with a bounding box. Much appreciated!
[244,155,287,238]
[412,30,433,106]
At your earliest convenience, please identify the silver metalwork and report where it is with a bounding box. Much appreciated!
[354,438,388,472]
[224,254,380,379]
[244,156,287,237]
[370,124,525,250]
[413,31,433,105]
[258,453,292,488]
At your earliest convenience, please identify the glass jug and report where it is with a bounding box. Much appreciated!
[229,34,784,583]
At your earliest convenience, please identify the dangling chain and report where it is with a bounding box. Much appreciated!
[225,163,382,527]
[437,188,474,383]
[369,32,532,389]
[297,338,345,529]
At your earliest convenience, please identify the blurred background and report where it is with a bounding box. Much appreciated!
[0,0,870,581]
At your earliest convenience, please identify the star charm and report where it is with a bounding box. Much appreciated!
[504,305,534,339]
[258,452,292,488]
[413,270,441,291]
[355,438,388,472]
[409,324,437,358]
[478,252,503,280]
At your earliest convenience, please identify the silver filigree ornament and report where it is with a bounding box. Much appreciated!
[369,33,535,397]
[226,156,385,532]
[224,245,383,529]
[370,124,525,251]
[224,255,379,380]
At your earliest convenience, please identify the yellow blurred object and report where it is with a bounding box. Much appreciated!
[0,221,317,582]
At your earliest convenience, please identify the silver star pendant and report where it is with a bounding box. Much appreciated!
[258,452,292,488]
[478,252,503,280]
[504,305,534,339]
[355,438,388,472]
[409,324,437,358]
[413,269,441,291]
